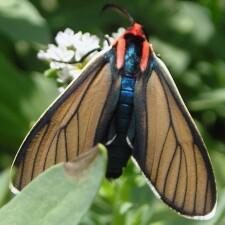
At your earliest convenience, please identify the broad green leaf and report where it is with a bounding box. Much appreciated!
[0,144,107,225]
[0,170,10,207]
[0,0,50,43]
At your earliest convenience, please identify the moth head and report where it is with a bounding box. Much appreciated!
[126,22,147,40]
[102,4,148,41]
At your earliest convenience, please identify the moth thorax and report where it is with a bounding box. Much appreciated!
[123,36,142,74]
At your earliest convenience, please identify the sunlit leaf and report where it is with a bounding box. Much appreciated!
[0,144,107,225]
[0,170,10,207]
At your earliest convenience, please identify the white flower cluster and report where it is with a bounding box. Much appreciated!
[38,27,125,87]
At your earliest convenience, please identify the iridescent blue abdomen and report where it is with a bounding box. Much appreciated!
[114,42,140,135]
[106,41,141,178]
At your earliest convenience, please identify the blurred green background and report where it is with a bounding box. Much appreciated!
[0,0,225,224]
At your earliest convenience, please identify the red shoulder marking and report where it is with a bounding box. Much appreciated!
[116,38,126,69]
[140,40,150,72]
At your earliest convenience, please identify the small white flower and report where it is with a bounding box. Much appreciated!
[57,67,71,83]
[50,61,67,70]
[68,67,82,79]
[55,28,76,48]
[58,87,65,93]
[72,32,100,61]
[57,64,82,83]
[37,44,74,62]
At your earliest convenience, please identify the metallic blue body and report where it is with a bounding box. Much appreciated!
[114,42,140,136]
[105,39,142,178]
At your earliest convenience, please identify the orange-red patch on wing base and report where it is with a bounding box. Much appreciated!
[116,38,126,70]
[140,40,150,72]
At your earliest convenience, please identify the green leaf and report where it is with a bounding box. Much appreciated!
[189,88,225,111]
[0,144,107,225]
[44,68,58,78]
[152,37,190,74]
[170,1,214,44]
[0,53,58,149]
[0,170,11,207]
[0,0,50,43]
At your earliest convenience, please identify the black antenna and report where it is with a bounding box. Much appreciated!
[102,3,135,25]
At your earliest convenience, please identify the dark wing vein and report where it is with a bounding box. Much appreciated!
[162,145,177,194]
[193,143,198,213]
[30,123,50,182]
[154,124,171,184]
[172,148,181,202]
[64,129,69,161]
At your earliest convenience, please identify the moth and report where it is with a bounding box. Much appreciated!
[12,4,216,219]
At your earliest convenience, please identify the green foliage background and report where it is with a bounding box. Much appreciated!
[0,0,225,224]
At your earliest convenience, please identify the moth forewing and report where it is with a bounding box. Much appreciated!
[132,52,216,219]
[10,48,115,190]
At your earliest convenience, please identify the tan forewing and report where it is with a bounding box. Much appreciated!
[133,54,216,218]
[13,52,115,190]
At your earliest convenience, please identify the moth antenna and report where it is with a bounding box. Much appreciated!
[102,3,135,25]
